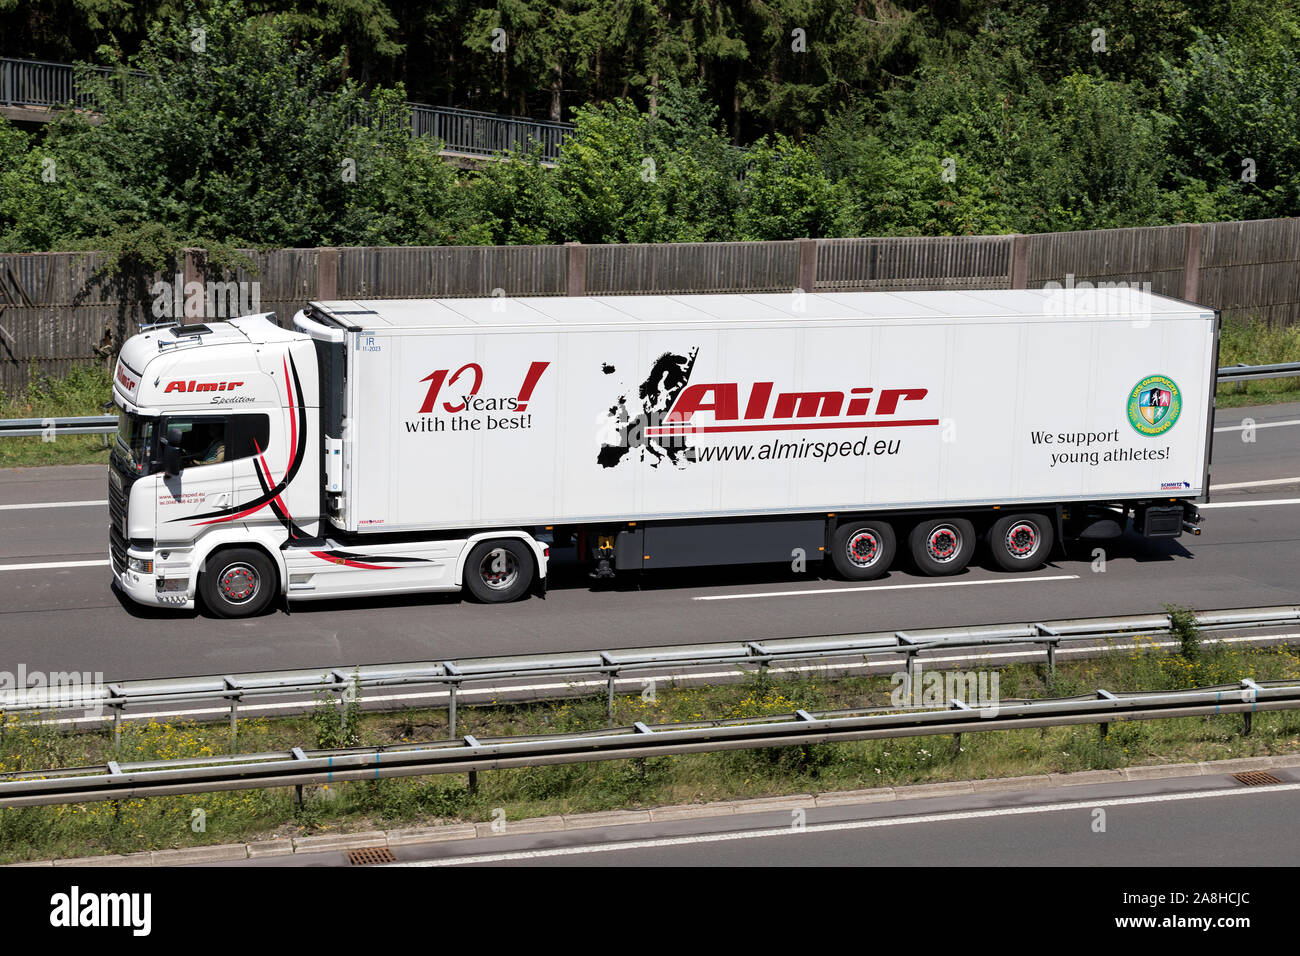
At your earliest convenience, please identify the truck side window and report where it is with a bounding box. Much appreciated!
[163,415,269,466]
[228,414,271,459]
[167,419,227,467]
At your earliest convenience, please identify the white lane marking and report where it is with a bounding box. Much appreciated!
[1210,477,1300,490]
[35,632,1300,727]
[1214,418,1300,433]
[1200,498,1300,510]
[391,782,1300,866]
[0,559,108,572]
[0,499,107,512]
[693,574,1078,602]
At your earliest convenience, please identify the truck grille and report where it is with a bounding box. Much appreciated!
[109,526,127,575]
[107,456,134,574]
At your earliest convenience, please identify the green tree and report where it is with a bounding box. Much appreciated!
[38,0,460,249]
[0,120,71,252]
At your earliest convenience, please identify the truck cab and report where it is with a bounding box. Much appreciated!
[110,313,547,616]
[109,315,321,614]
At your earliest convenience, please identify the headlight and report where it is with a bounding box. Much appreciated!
[128,557,154,574]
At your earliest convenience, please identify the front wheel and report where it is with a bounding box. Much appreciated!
[988,513,1054,571]
[201,547,278,618]
[908,517,976,576]
[463,538,536,603]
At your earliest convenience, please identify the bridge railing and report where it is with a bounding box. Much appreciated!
[0,57,572,161]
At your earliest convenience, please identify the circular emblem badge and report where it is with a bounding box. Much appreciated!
[1127,375,1181,436]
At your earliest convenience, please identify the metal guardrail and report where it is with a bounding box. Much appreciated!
[0,56,572,162]
[4,607,1298,744]
[0,415,118,438]
[1,363,1295,441]
[1216,361,1300,383]
[0,677,1293,808]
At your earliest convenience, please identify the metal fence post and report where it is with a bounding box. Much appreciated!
[566,241,586,296]
[1097,688,1116,739]
[796,237,818,293]
[448,683,457,738]
[1010,234,1030,288]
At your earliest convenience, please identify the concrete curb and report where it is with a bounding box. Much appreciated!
[11,752,1297,866]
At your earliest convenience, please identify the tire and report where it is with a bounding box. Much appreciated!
[908,517,976,576]
[988,512,1055,572]
[463,538,536,603]
[829,520,896,581]
[201,547,278,618]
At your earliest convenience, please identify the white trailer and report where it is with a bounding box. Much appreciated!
[108,288,1217,616]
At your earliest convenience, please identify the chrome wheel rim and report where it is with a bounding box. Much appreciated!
[218,563,259,604]
[478,548,519,590]
[926,525,961,563]
[846,530,882,568]
[1005,521,1040,558]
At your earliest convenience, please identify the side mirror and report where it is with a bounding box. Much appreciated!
[160,425,184,477]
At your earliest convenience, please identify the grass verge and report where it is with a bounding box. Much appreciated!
[0,364,115,469]
[0,634,1297,863]
[1214,317,1300,408]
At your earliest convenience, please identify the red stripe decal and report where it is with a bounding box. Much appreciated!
[646,419,941,435]
[309,550,397,570]
[283,356,297,471]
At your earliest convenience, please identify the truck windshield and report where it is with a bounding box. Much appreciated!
[115,410,157,474]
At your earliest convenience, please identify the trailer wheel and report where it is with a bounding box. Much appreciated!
[908,518,975,576]
[464,539,535,603]
[201,547,277,618]
[988,513,1054,572]
[830,520,896,580]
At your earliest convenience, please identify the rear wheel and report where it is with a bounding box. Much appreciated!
[829,519,896,581]
[201,547,277,618]
[908,517,975,576]
[463,538,536,603]
[988,513,1054,571]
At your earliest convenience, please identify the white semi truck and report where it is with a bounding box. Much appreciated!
[108,288,1216,617]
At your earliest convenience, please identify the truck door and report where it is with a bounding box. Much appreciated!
[156,415,236,531]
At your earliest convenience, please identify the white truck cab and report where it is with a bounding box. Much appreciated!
[109,313,547,616]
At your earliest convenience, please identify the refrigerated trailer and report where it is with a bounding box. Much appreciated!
[108,288,1217,617]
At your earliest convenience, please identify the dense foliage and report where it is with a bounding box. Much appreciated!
[0,0,1297,252]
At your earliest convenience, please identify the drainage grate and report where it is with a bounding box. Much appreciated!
[1232,771,1282,787]
[347,847,396,865]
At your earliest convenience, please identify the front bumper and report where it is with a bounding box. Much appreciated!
[114,545,196,610]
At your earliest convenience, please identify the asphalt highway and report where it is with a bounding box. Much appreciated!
[0,402,1297,681]
[221,764,1300,868]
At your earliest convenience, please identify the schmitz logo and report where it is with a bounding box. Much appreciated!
[597,348,937,469]
[1127,374,1181,436]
